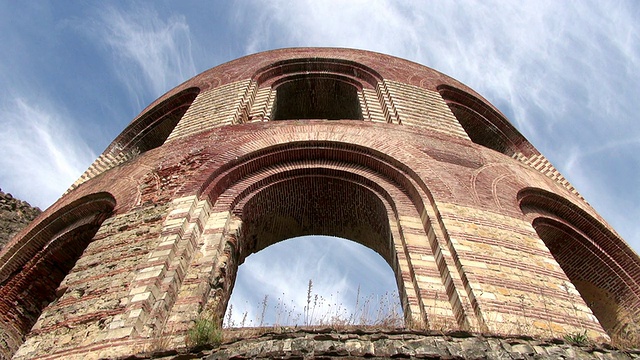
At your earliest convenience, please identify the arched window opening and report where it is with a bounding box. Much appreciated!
[254,58,382,89]
[448,104,514,155]
[109,87,200,157]
[272,77,363,120]
[531,219,625,336]
[225,235,402,328]
[438,85,534,157]
[519,189,640,345]
[0,193,115,359]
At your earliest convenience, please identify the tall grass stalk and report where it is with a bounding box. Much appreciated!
[224,279,402,329]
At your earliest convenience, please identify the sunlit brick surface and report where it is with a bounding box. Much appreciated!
[1,48,638,359]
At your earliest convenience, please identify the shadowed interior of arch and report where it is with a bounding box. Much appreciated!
[272,77,363,120]
[221,175,407,327]
[240,176,392,257]
[531,218,636,340]
[437,84,535,157]
[108,87,199,156]
[0,193,115,358]
[225,235,402,328]
[519,189,640,345]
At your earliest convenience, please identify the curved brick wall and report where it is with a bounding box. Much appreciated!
[1,48,638,359]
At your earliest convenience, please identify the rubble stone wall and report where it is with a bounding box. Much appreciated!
[0,189,41,251]
[152,329,640,360]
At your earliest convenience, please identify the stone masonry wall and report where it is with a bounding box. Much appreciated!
[139,329,640,360]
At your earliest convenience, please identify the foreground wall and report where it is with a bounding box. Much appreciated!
[179,329,640,360]
[1,48,638,359]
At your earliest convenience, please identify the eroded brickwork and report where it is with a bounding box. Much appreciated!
[13,203,170,360]
[1,48,638,359]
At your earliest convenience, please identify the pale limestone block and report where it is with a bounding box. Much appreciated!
[131,292,153,303]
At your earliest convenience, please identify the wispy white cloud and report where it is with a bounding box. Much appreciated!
[0,98,96,208]
[233,0,640,251]
[562,138,640,252]
[239,1,638,133]
[226,236,400,327]
[93,5,197,107]
[0,4,199,208]
[240,0,422,59]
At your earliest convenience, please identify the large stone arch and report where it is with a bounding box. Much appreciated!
[226,172,399,326]
[0,192,116,359]
[518,188,640,345]
[158,140,480,337]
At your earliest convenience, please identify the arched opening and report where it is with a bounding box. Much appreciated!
[241,176,391,255]
[437,85,534,157]
[108,87,200,157]
[225,235,401,327]
[0,193,116,359]
[217,173,408,328]
[532,219,624,335]
[519,189,640,345]
[272,77,363,120]
[448,103,514,155]
[193,141,460,332]
[250,58,381,123]
[253,58,382,89]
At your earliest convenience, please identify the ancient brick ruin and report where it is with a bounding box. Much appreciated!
[0,48,638,359]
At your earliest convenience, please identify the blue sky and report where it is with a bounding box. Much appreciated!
[1,1,639,326]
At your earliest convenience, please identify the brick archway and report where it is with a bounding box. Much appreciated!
[160,140,470,335]
[0,192,115,359]
[204,146,432,328]
[519,188,640,345]
[437,84,536,157]
[227,170,401,324]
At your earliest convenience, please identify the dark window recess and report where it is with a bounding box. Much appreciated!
[272,78,362,120]
[125,89,199,153]
[448,104,514,156]
[437,84,538,157]
[110,87,200,158]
